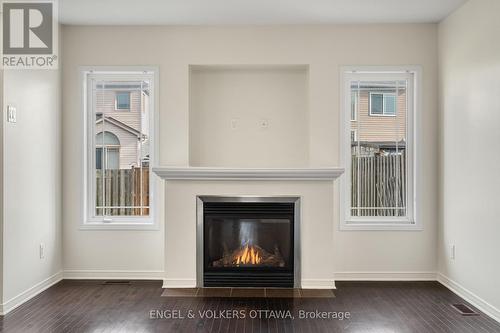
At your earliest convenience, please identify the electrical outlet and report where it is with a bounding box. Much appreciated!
[450,244,455,260]
[7,105,17,123]
[39,243,45,259]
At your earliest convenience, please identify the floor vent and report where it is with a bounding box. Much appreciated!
[452,304,479,316]
[103,280,132,285]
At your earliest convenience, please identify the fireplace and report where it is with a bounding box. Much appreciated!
[197,197,300,288]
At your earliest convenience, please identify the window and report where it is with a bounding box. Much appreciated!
[84,69,156,228]
[342,68,418,230]
[369,92,396,116]
[350,129,357,142]
[115,91,130,110]
[351,93,357,121]
[95,131,120,170]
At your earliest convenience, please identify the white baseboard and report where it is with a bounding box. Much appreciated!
[162,278,197,288]
[63,270,164,280]
[0,271,63,316]
[335,271,437,281]
[301,279,336,289]
[437,273,500,323]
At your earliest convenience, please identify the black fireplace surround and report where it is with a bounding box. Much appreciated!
[202,200,295,288]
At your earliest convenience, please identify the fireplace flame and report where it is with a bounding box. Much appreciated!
[235,244,262,265]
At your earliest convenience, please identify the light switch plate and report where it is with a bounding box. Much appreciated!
[230,118,238,130]
[7,105,17,123]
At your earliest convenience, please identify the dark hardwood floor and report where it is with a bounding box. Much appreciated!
[0,280,499,332]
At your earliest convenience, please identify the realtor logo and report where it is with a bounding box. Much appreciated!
[1,0,58,69]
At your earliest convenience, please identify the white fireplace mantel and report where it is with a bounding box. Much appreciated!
[153,167,344,181]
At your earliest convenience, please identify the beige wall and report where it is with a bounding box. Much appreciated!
[438,0,500,319]
[190,65,309,167]
[2,69,62,312]
[62,24,438,280]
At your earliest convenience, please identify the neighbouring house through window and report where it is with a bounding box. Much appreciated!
[343,68,417,229]
[84,70,155,226]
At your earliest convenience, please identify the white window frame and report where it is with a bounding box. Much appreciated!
[369,92,397,117]
[81,67,160,230]
[340,66,421,231]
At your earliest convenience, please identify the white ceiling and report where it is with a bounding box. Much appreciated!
[59,0,467,25]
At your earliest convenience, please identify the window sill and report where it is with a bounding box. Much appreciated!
[81,220,158,231]
[340,220,421,231]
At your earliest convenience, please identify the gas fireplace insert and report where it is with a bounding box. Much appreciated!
[197,197,300,288]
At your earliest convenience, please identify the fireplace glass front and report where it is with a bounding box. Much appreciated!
[203,201,295,287]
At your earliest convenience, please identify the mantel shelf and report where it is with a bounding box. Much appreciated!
[152,167,344,181]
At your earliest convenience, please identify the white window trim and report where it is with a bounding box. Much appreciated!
[339,66,422,231]
[369,92,397,117]
[80,66,160,230]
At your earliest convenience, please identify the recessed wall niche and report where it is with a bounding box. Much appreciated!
[189,65,309,168]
